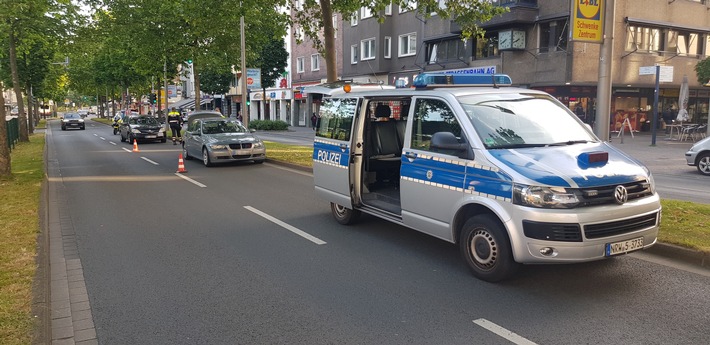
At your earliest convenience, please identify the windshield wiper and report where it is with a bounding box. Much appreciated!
[490,143,548,149]
[546,140,591,146]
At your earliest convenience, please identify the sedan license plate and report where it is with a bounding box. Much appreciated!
[605,237,644,256]
[145,135,156,138]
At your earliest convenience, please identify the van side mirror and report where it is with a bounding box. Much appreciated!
[431,132,467,151]
[430,132,472,159]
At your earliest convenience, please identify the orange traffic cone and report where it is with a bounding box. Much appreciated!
[132,139,140,152]
[176,153,187,173]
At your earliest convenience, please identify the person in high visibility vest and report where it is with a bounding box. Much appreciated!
[167,107,183,145]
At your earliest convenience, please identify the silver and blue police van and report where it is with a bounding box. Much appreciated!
[312,74,661,282]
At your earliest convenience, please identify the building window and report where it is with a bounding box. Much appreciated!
[399,0,417,13]
[311,54,320,71]
[705,34,710,57]
[295,26,304,41]
[385,3,392,15]
[399,33,417,57]
[332,14,338,38]
[351,11,358,26]
[475,35,498,59]
[361,7,372,19]
[427,38,465,64]
[539,19,568,53]
[297,57,305,73]
[351,44,358,64]
[361,38,376,60]
[384,36,392,59]
[625,26,662,52]
[667,30,702,56]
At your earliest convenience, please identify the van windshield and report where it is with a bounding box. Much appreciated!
[458,93,597,149]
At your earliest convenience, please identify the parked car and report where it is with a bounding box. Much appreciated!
[184,110,224,128]
[77,109,89,118]
[119,115,167,143]
[182,118,265,166]
[685,135,710,176]
[61,113,85,130]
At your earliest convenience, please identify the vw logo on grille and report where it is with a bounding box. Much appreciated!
[614,185,628,204]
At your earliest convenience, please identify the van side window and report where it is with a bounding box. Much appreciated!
[411,98,462,152]
[316,98,358,141]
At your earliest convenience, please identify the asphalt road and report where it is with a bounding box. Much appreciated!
[47,120,710,344]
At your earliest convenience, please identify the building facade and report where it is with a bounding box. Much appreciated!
[289,4,344,127]
[292,0,710,130]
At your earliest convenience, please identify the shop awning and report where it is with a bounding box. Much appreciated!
[168,97,213,110]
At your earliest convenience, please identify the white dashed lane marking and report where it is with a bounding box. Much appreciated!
[244,206,326,245]
[473,319,537,345]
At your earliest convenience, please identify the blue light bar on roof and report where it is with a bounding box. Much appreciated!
[413,73,512,88]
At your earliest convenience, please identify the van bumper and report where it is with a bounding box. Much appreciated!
[507,194,661,263]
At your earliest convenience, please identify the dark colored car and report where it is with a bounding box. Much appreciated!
[119,115,167,143]
[182,118,265,166]
[61,113,85,130]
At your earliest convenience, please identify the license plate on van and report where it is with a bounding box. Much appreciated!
[605,237,644,256]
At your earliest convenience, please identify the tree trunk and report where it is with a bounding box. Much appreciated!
[0,82,11,176]
[27,81,35,133]
[9,24,29,142]
[320,0,338,83]
[193,61,200,110]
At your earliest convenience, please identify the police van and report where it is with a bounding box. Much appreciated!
[312,74,661,282]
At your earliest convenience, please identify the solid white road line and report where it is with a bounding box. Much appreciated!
[244,206,326,245]
[141,157,159,165]
[473,319,537,345]
[121,147,132,153]
[174,172,206,188]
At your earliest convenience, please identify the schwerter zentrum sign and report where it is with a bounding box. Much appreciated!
[571,0,604,43]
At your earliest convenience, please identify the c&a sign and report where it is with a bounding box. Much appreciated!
[571,0,604,43]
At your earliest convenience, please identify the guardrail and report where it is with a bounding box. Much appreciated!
[5,117,19,151]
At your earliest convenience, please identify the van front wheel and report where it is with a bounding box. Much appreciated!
[330,203,360,225]
[459,215,519,282]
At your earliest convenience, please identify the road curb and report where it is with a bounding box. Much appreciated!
[645,242,710,269]
[265,158,313,173]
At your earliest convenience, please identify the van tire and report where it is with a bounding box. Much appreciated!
[330,202,360,225]
[459,215,519,282]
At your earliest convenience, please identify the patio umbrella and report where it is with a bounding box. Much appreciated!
[676,75,689,124]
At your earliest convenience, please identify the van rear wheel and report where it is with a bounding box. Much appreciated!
[330,202,360,225]
[459,215,519,282]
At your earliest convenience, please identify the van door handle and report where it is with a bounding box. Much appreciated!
[339,144,348,152]
[404,152,417,161]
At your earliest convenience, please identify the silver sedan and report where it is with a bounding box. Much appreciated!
[182,118,266,166]
[685,135,710,176]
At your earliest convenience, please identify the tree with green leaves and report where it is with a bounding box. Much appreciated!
[256,37,288,119]
[696,58,710,86]
[293,0,507,82]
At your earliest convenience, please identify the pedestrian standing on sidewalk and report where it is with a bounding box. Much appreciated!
[311,112,318,130]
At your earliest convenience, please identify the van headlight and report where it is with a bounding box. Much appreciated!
[646,171,656,194]
[513,184,580,209]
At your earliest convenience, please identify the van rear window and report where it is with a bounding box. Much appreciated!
[316,98,358,141]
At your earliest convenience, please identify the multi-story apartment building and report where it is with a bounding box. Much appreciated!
[289,3,344,127]
[292,0,710,131]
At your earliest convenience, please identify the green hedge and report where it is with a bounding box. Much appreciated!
[249,119,289,130]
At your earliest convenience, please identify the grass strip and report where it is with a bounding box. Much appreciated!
[264,141,313,168]
[0,134,45,345]
[658,199,710,253]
